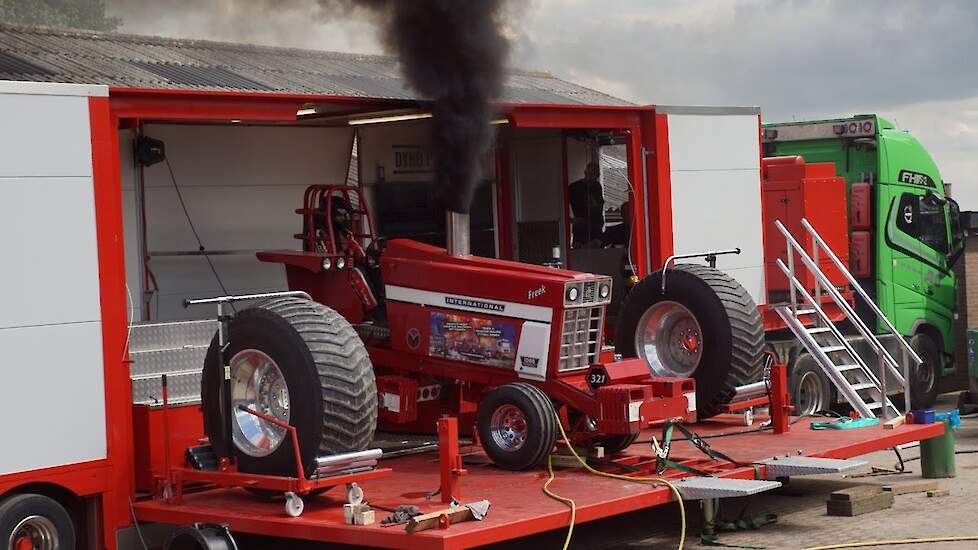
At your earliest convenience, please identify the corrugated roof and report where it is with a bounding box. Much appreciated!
[0,22,630,106]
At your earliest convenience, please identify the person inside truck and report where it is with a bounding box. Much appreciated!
[569,160,605,247]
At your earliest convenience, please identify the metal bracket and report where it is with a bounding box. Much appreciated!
[661,248,740,292]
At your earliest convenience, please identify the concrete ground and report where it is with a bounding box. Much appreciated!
[490,392,978,550]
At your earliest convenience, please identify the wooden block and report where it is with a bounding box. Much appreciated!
[549,455,584,469]
[830,485,883,501]
[344,503,374,525]
[927,489,950,498]
[354,509,376,525]
[406,506,475,533]
[882,480,940,495]
[827,490,894,516]
[884,416,906,430]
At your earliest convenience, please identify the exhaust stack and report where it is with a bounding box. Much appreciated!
[446,211,471,256]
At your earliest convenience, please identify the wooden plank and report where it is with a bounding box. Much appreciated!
[827,491,894,516]
[882,480,940,495]
[883,416,907,430]
[927,489,950,498]
[829,485,883,501]
[406,506,475,533]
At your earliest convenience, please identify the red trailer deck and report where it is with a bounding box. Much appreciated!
[133,415,943,549]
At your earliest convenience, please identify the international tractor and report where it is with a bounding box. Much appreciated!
[761,115,965,412]
[187,184,695,475]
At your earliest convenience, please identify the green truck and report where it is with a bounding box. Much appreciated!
[762,115,966,412]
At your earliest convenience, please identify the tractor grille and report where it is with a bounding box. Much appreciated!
[559,306,603,371]
[582,281,596,304]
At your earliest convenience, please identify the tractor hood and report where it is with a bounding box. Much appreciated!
[381,239,611,312]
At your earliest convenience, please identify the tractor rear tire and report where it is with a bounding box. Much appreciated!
[201,297,377,478]
[478,383,557,470]
[615,264,765,419]
[0,494,76,550]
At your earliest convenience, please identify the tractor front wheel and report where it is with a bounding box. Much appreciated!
[478,383,557,470]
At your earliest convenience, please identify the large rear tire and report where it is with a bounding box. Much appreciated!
[201,297,377,477]
[615,264,765,419]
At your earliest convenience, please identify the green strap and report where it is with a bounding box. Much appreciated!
[652,421,746,475]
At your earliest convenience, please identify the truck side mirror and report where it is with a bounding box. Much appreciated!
[947,199,966,267]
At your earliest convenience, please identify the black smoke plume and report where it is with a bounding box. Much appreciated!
[324,0,510,214]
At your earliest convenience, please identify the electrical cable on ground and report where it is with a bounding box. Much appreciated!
[542,454,576,550]
[543,408,687,550]
[803,535,978,549]
[164,158,234,310]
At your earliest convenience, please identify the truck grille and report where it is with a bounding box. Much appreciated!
[559,306,603,371]
[582,281,596,304]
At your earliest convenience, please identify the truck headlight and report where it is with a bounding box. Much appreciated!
[599,282,611,299]
[321,257,332,270]
[336,257,346,270]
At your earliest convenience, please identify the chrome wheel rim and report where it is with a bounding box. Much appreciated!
[795,371,825,416]
[230,349,290,457]
[489,404,528,452]
[9,515,58,550]
[634,301,703,377]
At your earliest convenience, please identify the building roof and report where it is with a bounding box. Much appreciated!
[0,22,629,106]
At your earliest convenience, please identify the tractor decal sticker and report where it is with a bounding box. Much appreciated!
[444,296,506,313]
[428,311,517,368]
[406,327,422,350]
[528,285,546,300]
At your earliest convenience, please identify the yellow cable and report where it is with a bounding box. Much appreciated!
[545,410,687,550]
[804,535,978,550]
[543,454,576,550]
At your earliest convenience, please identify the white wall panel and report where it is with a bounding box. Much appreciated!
[131,124,353,320]
[0,176,102,329]
[667,114,766,304]
[0,94,94,178]
[0,322,107,475]
[667,114,761,171]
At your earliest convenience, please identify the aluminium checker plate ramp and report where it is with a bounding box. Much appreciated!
[672,477,782,500]
[753,456,867,479]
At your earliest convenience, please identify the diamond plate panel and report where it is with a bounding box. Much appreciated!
[131,370,203,406]
[128,320,217,353]
[129,320,215,406]
[673,477,782,500]
[754,456,868,479]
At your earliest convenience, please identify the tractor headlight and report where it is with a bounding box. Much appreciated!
[566,285,579,302]
[336,256,346,270]
[599,282,611,299]
[321,257,332,271]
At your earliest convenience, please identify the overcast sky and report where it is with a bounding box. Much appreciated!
[108,0,978,208]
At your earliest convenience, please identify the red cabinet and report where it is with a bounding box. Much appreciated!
[762,156,849,300]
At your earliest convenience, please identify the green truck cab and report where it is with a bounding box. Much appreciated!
[763,115,965,407]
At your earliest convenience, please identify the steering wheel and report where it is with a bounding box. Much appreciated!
[365,237,387,268]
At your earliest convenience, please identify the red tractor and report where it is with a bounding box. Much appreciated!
[202,184,694,474]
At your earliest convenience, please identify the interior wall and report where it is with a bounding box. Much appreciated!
[125,124,354,320]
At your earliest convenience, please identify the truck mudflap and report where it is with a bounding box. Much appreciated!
[595,379,696,434]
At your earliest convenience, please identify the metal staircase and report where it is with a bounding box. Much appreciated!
[773,218,923,419]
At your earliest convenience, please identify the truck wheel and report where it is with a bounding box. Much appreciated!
[594,433,639,454]
[478,383,557,470]
[0,494,75,550]
[790,355,833,416]
[615,264,765,419]
[909,333,939,409]
[201,297,377,478]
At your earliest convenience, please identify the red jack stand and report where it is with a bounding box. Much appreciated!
[769,362,791,434]
[438,417,467,504]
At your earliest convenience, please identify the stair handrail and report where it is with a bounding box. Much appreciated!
[800,218,923,367]
[776,259,899,418]
[775,221,907,388]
